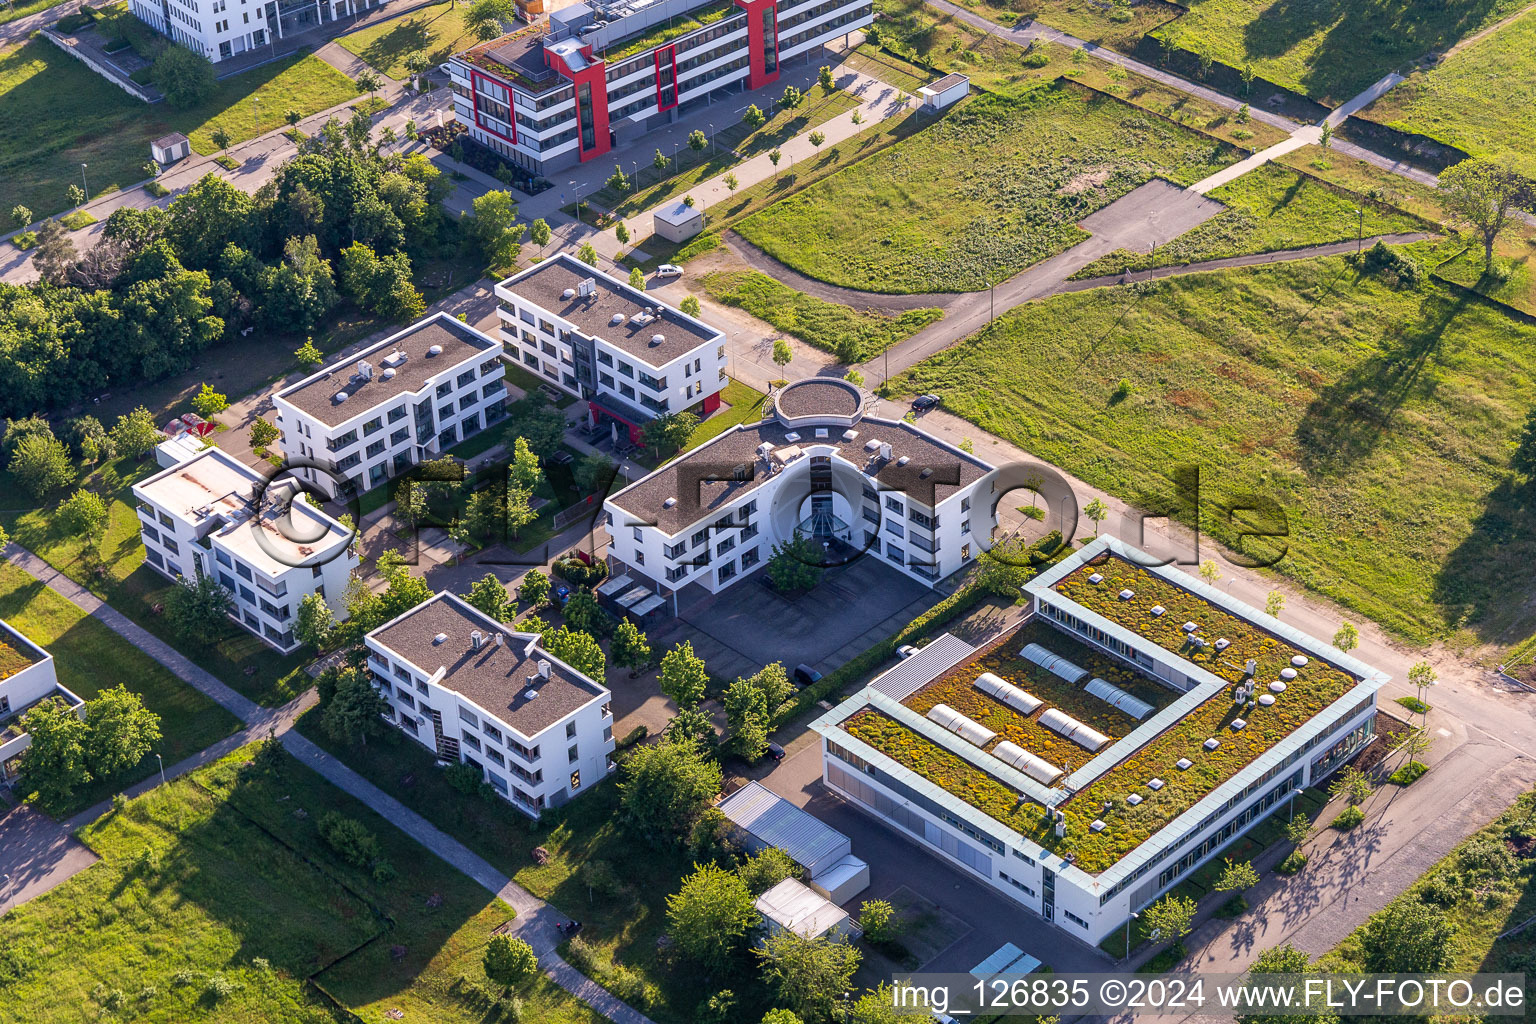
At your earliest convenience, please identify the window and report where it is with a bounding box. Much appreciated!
[483,724,502,743]
[462,733,481,752]
[459,706,479,728]
[885,521,905,538]
[436,381,452,398]
[388,405,407,423]
[885,495,904,513]
[457,370,476,388]
[1063,909,1089,929]
[716,535,735,555]
[235,560,251,580]
[741,546,760,569]
[762,6,778,74]
[215,550,231,568]
[487,748,505,767]
[363,417,382,436]
[566,721,577,738]
[691,528,708,547]
[568,744,579,762]
[570,769,581,791]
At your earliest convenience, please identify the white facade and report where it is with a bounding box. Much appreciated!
[273,313,507,499]
[0,621,83,783]
[603,378,998,597]
[130,0,390,64]
[364,593,616,818]
[652,200,705,242]
[131,446,358,653]
[813,539,1389,947]
[495,254,727,431]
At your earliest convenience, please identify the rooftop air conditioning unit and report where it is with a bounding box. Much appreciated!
[879,443,892,460]
[577,278,597,298]
[383,350,407,367]
[356,360,374,379]
[538,659,552,679]
[471,630,484,650]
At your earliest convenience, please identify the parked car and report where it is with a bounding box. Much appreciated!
[766,742,786,763]
[655,264,684,279]
[897,644,920,659]
[549,450,574,466]
[912,394,941,410]
[793,664,822,688]
[438,62,454,76]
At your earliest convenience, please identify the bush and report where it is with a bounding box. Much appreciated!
[617,724,648,748]
[1276,849,1308,874]
[1351,240,1421,287]
[1394,696,1431,715]
[1215,895,1248,918]
[445,761,484,795]
[552,556,607,587]
[12,231,36,250]
[1331,805,1365,830]
[318,810,383,867]
[153,45,216,109]
[1388,760,1428,786]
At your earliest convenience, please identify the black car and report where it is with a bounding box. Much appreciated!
[766,742,786,763]
[912,394,941,410]
[793,664,822,687]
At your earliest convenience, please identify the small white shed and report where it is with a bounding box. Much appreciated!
[653,199,704,242]
[919,73,971,111]
[151,132,192,165]
[755,879,861,943]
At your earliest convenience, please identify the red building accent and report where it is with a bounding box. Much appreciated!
[735,0,780,90]
[469,69,517,145]
[654,44,679,112]
[700,390,722,415]
[548,45,612,163]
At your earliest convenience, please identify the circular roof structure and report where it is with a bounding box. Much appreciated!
[773,378,864,427]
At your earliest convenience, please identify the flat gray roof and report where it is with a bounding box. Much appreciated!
[500,254,720,366]
[277,315,497,428]
[370,594,606,739]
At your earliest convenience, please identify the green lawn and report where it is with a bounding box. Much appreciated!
[684,376,771,450]
[1432,233,1536,317]
[889,256,1536,644]
[1071,162,1431,278]
[957,0,1179,53]
[0,39,360,219]
[337,1,480,79]
[0,0,72,26]
[702,269,942,361]
[0,745,599,1024]
[0,563,240,810]
[1356,9,1536,179]
[1155,0,1533,105]
[734,84,1242,294]
[0,454,313,708]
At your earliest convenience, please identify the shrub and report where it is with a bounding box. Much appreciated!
[318,810,383,867]
[1331,805,1365,830]
[1276,849,1307,875]
[617,724,648,748]
[1394,695,1430,715]
[445,761,484,795]
[204,973,237,1002]
[552,556,607,586]
[1388,760,1428,786]
[12,231,37,250]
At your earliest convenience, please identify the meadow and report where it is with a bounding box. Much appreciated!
[337,1,480,79]
[888,255,1536,645]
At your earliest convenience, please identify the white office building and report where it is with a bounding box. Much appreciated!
[130,0,392,64]
[131,445,358,653]
[364,592,617,817]
[813,537,1388,946]
[495,253,727,444]
[273,313,508,500]
[603,377,998,597]
[0,621,84,785]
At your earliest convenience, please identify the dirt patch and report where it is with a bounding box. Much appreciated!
[1058,166,1115,196]
[1167,388,1218,415]
[1353,711,1413,776]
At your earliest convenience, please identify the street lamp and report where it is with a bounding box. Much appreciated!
[1124,910,1139,960]
[80,163,89,197]
[1289,786,1303,818]
[707,121,715,156]
[155,752,167,787]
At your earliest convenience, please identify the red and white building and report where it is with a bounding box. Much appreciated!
[447,0,873,176]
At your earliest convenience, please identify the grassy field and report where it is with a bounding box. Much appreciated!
[0,39,358,219]
[0,454,313,708]
[685,376,771,450]
[888,256,1536,645]
[701,269,943,361]
[0,563,240,809]
[957,0,1179,52]
[1356,8,1536,178]
[1072,162,1430,278]
[1155,0,1533,105]
[735,83,1240,294]
[1321,789,1536,983]
[1432,231,1536,317]
[0,745,598,1024]
[0,0,72,25]
[336,1,479,79]
[587,83,862,221]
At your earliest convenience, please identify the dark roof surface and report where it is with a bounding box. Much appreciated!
[928,72,970,92]
[503,255,720,366]
[277,317,497,427]
[371,595,606,738]
[778,379,860,419]
[608,416,993,534]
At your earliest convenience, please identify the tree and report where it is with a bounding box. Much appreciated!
[1214,859,1260,893]
[666,862,759,970]
[1318,120,1333,149]
[286,108,303,126]
[508,435,542,491]
[574,452,615,495]
[1265,590,1285,618]
[762,1012,804,1024]
[769,148,782,176]
[687,129,707,153]
[465,573,511,622]
[483,934,538,991]
[31,219,77,285]
[1358,899,1454,974]
[529,217,551,255]
[743,104,767,128]
[58,488,109,539]
[321,666,390,746]
[615,221,629,246]
[295,337,324,366]
[818,64,835,91]
[83,685,161,779]
[1084,497,1108,536]
[737,846,796,895]
[518,568,551,607]
[505,484,538,539]
[111,406,162,461]
[17,697,90,808]
[606,165,632,192]
[668,705,716,751]
[1438,158,1533,266]
[859,898,898,943]
[10,433,75,498]
[192,382,228,418]
[355,69,383,104]
[653,148,671,173]
[1285,813,1310,845]
[1198,559,1220,585]
[745,661,793,712]
[577,241,598,267]
[723,677,769,760]
[1407,660,1438,705]
[680,294,702,317]
[619,736,722,844]
[779,85,803,109]
[250,417,280,450]
[404,50,432,91]
[465,0,517,40]
[210,125,233,153]
[1238,944,1339,1024]
[610,619,651,678]
[165,573,233,647]
[641,411,698,457]
[1240,61,1255,94]
[771,338,793,376]
[295,592,335,650]
[11,204,31,230]
[66,183,85,209]
[629,266,647,291]
[756,931,860,1021]
[808,130,825,152]
[563,590,607,635]
[67,416,113,464]
[659,641,708,709]
[1329,765,1372,807]
[1332,622,1359,652]
[1141,893,1196,946]
[153,45,216,109]
[543,626,605,680]
[768,535,823,592]
[470,190,522,266]
[339,242,426,322]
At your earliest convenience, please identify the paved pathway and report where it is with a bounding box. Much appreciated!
[0,0,80,46]
[0,542,655,1024]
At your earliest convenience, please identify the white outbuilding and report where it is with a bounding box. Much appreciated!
[652,199,705,242]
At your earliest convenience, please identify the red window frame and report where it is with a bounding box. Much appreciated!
[654,44,679,112]
[469,69,517,145]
